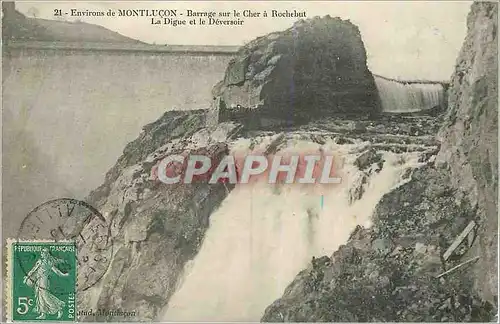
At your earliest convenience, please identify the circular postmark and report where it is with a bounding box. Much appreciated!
[16,198,113,292]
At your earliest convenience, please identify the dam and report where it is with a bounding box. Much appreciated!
[2,42,447,249]
[2,43,234,236]
[373,74,447,113]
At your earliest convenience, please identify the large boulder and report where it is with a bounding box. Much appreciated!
[207,16,381,129]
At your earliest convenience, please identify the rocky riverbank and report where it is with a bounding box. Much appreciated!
[262,2,497,321]
[77,109,443,321]
[261,163,494,321]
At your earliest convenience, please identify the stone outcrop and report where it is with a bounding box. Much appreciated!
[78,110,243,321]
[207,16,381,129]
[435,1,498,304]
[261,2,498,321]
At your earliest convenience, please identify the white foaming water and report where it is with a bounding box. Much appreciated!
[374,76,445,113]
[161,137,425,321]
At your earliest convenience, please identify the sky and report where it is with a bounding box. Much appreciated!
[15,1,473,80]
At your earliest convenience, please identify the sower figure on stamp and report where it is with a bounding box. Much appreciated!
[23,248,69,319]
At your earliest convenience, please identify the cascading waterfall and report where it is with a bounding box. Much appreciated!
[374,75,445,113]
[161,134,427,322]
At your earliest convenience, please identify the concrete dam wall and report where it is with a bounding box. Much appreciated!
[374,74,447,113]
[2,46,233,235]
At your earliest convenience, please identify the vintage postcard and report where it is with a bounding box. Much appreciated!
[2,1,498,322]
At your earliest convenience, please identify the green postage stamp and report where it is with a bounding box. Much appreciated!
[7,240,77,322]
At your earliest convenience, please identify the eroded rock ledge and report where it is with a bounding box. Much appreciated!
[79,111,242,321]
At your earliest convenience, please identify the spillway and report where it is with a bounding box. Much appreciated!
[374,75,446,113]
[161,134,427,321]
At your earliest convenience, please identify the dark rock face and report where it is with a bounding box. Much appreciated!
[262,167,493,322]
[354,148,383,171]
[207,16,381,129]
[78,110,243,321]
[435,2,498,304]
[88,110,206,206]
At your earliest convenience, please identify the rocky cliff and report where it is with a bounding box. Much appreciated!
[207,16,381,129]
[262,165,494,321]
[435,1,498,304]
[262,2,497,321]
[77,110,242,321]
